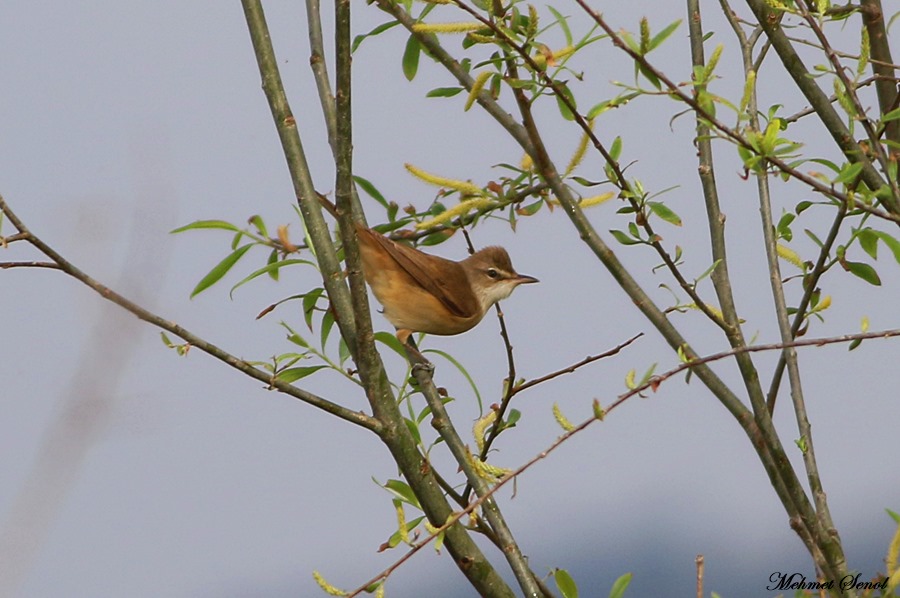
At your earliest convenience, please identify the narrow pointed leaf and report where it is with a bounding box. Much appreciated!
[402,35,421,81]
[648,19,682,52]
[170,220,241,234]
[608,573,633,598]
[277,365,327,383]
[648,201,682,226]
[191,243,254,298]
[554,569,578,598]
[230,258,315,297]
[353,175,389,209]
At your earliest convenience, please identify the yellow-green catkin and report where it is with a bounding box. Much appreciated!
[312,571,346,596]
[472,410,497,453]
[412,22,483,34]
[405,163,483,196]
[465,70,492,111]
[776,243,804,268]
[415,198,494,230]
[857,27,870,77]
[395,501,409,544]
[577,192,615,208]
[739,70,756,115]
[564,119,594,176]
[552,402,575,432]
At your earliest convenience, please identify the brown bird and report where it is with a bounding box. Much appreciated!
[355,223,538,346]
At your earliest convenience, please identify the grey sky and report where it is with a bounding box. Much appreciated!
[2,2,897,597]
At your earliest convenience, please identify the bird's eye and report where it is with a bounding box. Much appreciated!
[486,268,500,279]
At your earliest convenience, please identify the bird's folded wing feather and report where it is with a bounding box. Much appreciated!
[369,231,480,319]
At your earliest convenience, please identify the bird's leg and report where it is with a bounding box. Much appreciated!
[397,329,435,374]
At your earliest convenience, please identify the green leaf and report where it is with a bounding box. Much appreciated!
[881,106,900,123]
[426,87,464,98]
[338,337,351,365]
[858,228,878,260]
[608,572,632,598]
[647,201,682,226]
[286,331,310,349]
[353,175,389,209]
[648,19,682,52]
[191,243,254,298]
[845,260,881,285]
[516,199,543,216]
[807,157,841,173]
[402,35,421,81]
[796,200,814,214]
[696,259,721,282]
[609,136,623,161]
[570,176,604,187]
[422,348,483,412]
[554,569,578,598]
[374,331,408,358]
[302,288,325,330]
[609,229,641,246]
[266,249,279,281]
[834,162,864,185]
[229,258,315,297]
[637,61,661,89]
[248,214,267,237]
[170,220,242,234]
[874,231,900,264]
[555,82,577,121]
[804,228,824,248]
[546,6,573,46]
[420,229,456,246]
[404,417,422,446]
[321,309,336,349]
[776,212,795,240]
[352,20,400,53]
[887,508,900,524]
[276,365,327,383]
[381,478,422,509]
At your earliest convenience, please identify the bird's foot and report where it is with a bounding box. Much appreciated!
[411,360,435,376]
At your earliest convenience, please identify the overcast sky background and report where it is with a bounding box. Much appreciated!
[1,2,898,597]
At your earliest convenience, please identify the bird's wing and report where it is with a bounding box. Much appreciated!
[361,227,480,319]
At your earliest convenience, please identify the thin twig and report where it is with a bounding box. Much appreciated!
[0,261,61,270]
[511,333,643,396]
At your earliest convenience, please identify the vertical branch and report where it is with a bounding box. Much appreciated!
[305,0,365,218]
[720,0,850,582]
[241,0,358,352]
[412,367,544,597]
[686,0,770,425]
[765,206,846,413]
[332,0,373,368]
[860,0,900,151]
[688,0,744,336]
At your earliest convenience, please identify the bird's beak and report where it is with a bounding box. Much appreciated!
[514,274,539,285]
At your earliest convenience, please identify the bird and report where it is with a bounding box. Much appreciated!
[354,222,538,347]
